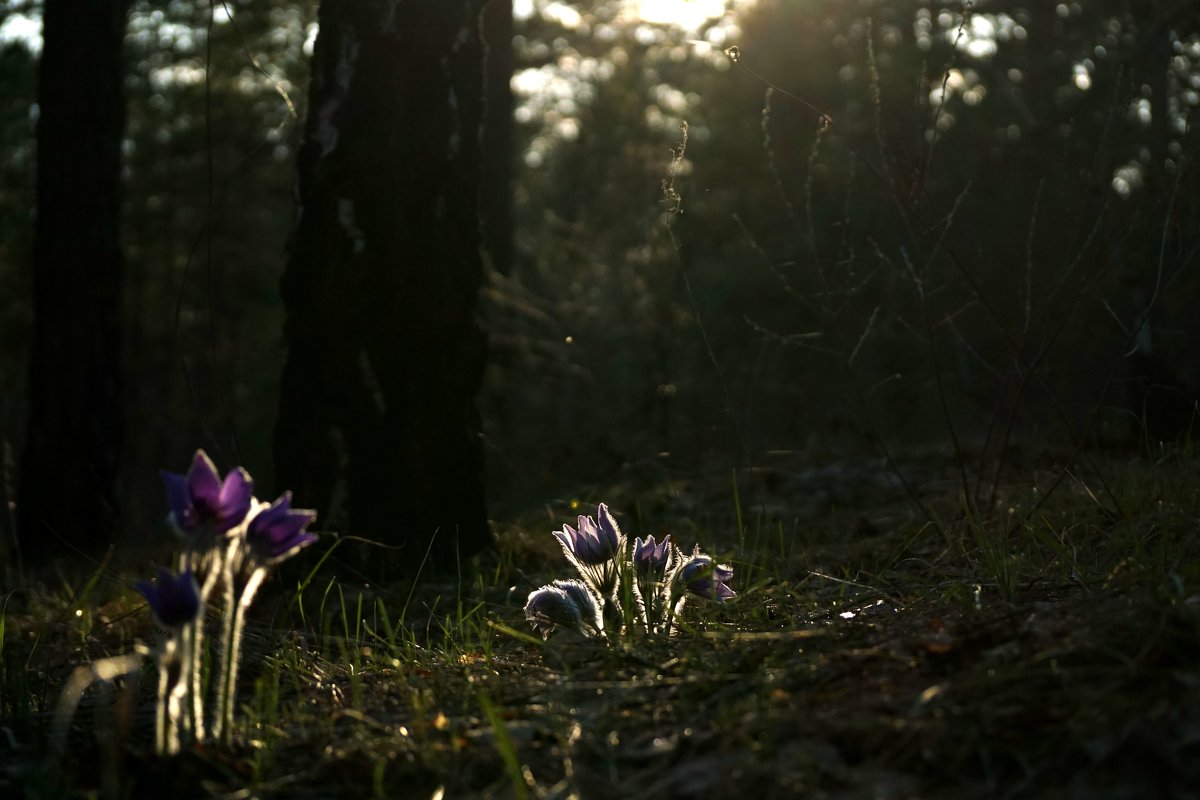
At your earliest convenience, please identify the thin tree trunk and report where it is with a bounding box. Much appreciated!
[481,0,515,276]
[276,0,491,572]
[19,0,128,565]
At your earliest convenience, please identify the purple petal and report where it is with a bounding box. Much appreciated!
[215,467,254,531]
[634,535,655,565]
[161,471,190,527]
[558,519,601,565]
[552,524,575,553]
[137,567,201,628]
[574,516,596,553]
[186,450,221,511]
[680,553,735,602]
[247,493,318,562]
[597,503,621,549]
[553,507,624,568]
[634,534,674,576]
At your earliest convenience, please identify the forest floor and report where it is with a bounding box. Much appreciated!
[3,450,1200,799]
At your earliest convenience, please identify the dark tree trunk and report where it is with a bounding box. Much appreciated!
[276,0,492,571]
[18,0,128,566]
[481,0,515,276]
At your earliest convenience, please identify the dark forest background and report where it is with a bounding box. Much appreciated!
[0,0,1197,569]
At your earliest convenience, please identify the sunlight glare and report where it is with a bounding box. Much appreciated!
[0,13,41,55]
[637,0,729,31]
[543,2,583,29]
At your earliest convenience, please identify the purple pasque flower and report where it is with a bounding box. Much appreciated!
[161,450,254,536]
[553,503,622,565]
[632,534,682,630]
[552,502,626,598]
[679,550,735,602]
[633,534,677,578]
[245,492,318,565]
[524,579,603,639]
[136,567,202,628]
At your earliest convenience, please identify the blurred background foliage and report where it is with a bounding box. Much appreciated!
[0,0,1197,544]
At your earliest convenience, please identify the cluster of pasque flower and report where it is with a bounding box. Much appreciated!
[524,503,734,640]
[135,450,317,754]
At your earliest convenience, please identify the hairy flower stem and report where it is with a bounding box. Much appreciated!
[175,616,199,744]
[180,541,222,743]
[217,566,266,745]
[636,579,648,626]
[211,552,238,743]
[633,576,659,632]
[602,596,623,640]
[165,631,193,754]
[668,595,686,635]
[155,655,169,753]
[155,638,181,755]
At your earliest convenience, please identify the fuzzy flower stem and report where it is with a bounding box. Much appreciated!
[667,593,686,636]
[175,620,196,744]
[602,596,624,640]
[155,661,169,752]
[181,546,221,744]
[639,578,662,631]
[218,565,266,745]
[137,566,201,753]
[154,639,176,754]
[165,629,193,754]
[211,540,240,743]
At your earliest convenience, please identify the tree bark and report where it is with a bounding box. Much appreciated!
[18,0,129,566]
[276,0,492,571]
[481,0,515,276]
